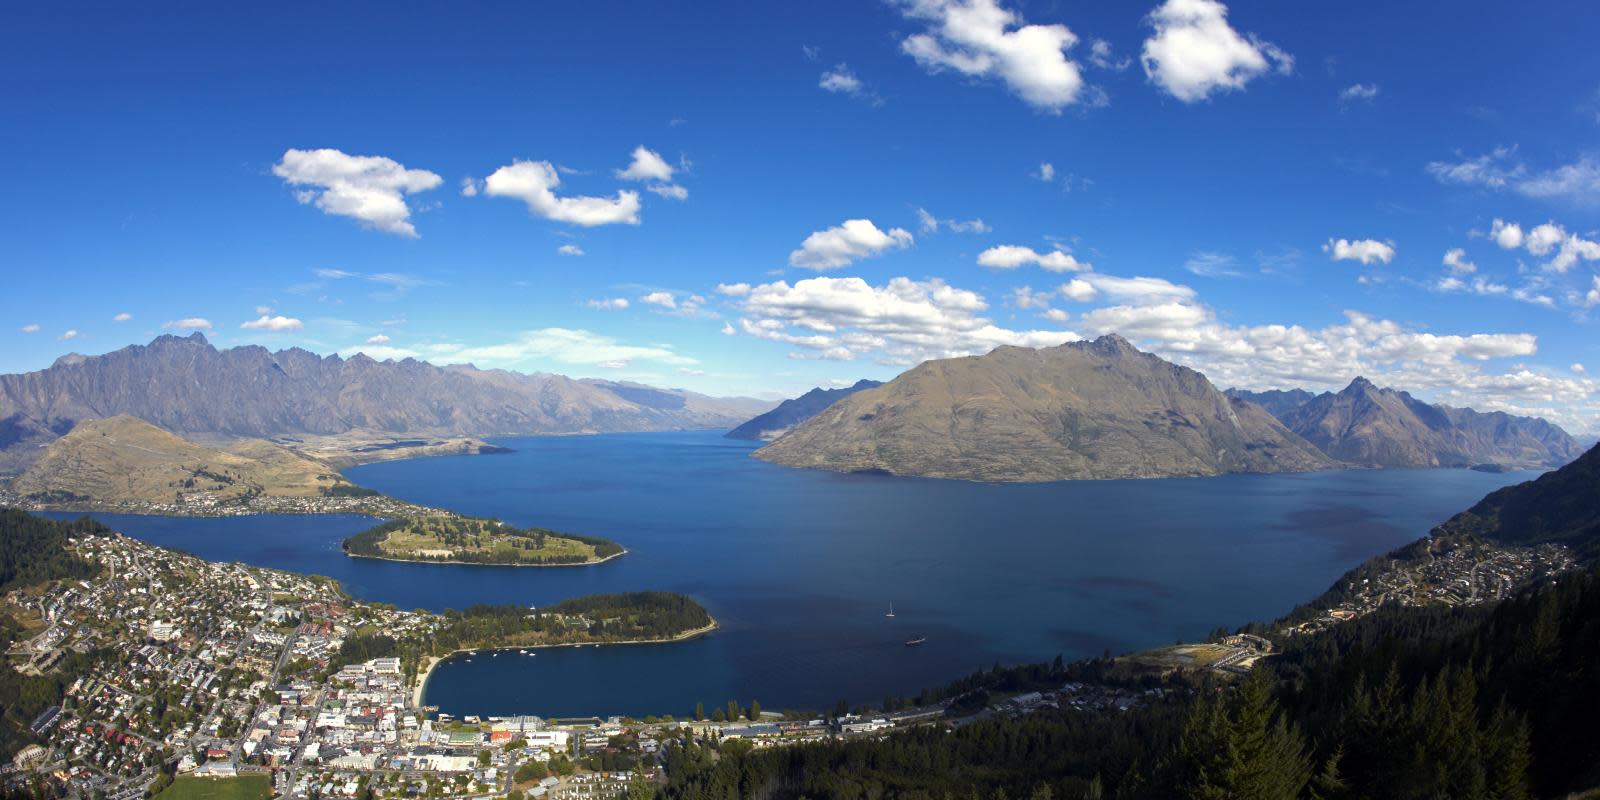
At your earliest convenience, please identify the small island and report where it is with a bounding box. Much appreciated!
[341,513,625,566]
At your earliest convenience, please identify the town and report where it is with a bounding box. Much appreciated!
[0,487,439,520]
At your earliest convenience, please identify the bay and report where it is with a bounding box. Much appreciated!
[56,430,1536,718]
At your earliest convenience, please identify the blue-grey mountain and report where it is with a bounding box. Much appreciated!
[725,380,883,441]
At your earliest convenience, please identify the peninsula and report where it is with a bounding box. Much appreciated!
[342,513,625,566]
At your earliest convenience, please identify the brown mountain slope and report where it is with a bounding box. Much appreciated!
[754,335,1336,482]
[10,416,355,504]
[1279,377,1583,469]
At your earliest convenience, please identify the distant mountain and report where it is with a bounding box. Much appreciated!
[1223,388,1318,420]
[0,334,772,472]
[1433,441,1600,556]
[1276,377,1582,469]
[754,334,1336,482]
[726,380,883,441]
[10,415,358,505]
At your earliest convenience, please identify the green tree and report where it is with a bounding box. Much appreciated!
[1180,672,1310,800]
[694,702,704,721]
[747,700,761,721]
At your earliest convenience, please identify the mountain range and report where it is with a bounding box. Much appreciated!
[0,333,771,473]
[1229,378,1582,469]
[754,334,1336,482]
[725,379,883,441]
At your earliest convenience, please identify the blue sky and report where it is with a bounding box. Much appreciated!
[3,0,1599,431]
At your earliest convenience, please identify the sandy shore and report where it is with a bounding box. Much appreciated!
[409,618,718,708]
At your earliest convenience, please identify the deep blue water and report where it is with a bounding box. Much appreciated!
[56,431,1537,719]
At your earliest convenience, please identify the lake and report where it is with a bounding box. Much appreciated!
[60,431,1537,718]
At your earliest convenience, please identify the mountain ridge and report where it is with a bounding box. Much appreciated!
[0,333,772,472]
[754,334,1337,482]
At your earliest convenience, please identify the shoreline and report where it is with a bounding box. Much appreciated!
[411,618,719,708]
[345,546,628,568]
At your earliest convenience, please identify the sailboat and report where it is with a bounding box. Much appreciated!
[885,603,895,618]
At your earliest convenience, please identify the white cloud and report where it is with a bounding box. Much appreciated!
[895,0,1087,112]
[789,219,914,270]
[616,146,675,182]
[820,64,863,94]
[1489,218,1600,274]
[20,324,39,334]
[1517,156,1600,205]
[1140,0,1291,103]
[440,328,696,368]
[977,244,1090,272]
[255,305,273,315]
[1489,218,1524,249]
[1082,274,1197,304]
[916,207,939,234]
[1588,276,1600,308]
[272,148,442,237]
[647,183,689,200]
[1429,150,1600,207]
[366,334,390,345]
[1035,162,1056,181]
[483,160,641,226]
[1059,278,1098,302]
[716,283,752,296]
[732,275,1076,364]
[459,177,479,197]
[558,244,586,256]
[1442,248,1476,274]
[641,291,678,309]
[721,322,736,336]
[1574,363,1587,374]
[112,312,132,322]
[240,315,304,332]
[584,298,631,311]
[1435,275,1508,297]
[615,146,688,201]
[1043,308,1071,322]
[1338,83,1378,106]
[1324,238,1395,265]
[58,329,79,341]
[162,318,213,331]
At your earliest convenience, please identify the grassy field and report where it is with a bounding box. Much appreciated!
[378,516,600,563]
[155,774,273,800]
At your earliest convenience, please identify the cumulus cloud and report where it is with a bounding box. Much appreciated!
[366,334,390,345]
[58,329,79,341]
[615,146,689,200]
[1324,238,1395,265]
[584,298,631,311]
[459,177,479,197]
[483,160,641,226]
[730,275,1076,364]
[1141,0,1291,103]
[1573,363,1587,374]
[1081,274,1197,304]
[558,244,586,256]
[240,315,304,332]
[1588,276,1600,308]
[1489,218,1524,249]
[112,312,133,322]
[641,291,678,309]
[1488,218,1600,274]
[1010,286,1053,309]
[978,245,1090,272]
[716,283,752,296]
[1035,162,1056,181]
[1087,38,1131,71]
[895,0,1088,112]
[1442,248,1476,274]
[1043,308,1072,323]
[789,219,914,270]
[1059,278,1098,302]
[19,324,39,334]
[162,318,213,331]
[272,148,442,237]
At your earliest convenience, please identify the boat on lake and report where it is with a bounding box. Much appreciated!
[905,635,926,646]
[886,603,895,618]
